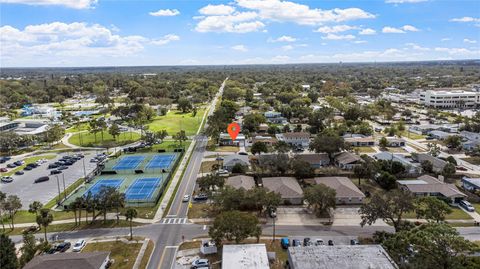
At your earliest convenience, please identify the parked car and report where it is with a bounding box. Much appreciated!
[193,193,208,201]
[56,242,71,252]
[328,240,334,246]
[1,176,13,183]
[0,168,8,172]
[280,238,290,249]
[27,163,39,168]
[459,200,475,212]
[58,166,68,170]
[314,239,324,246]
[303,237,312,246]
[34,176,49,183]
[50,170,62,175]
[15,171,24,175]
[216,169,229,176]
[22,225,40,233]
[46,247,57,254]
[7,163,17,168]
[350,239,359,245]
[191,258,209,269]
[238,151,248,156]
[24,166,33,171]
[182,195,190,202]
[14,160,24,166]
[48,163,59,169]
[72,239,86,252]
[292,239,301,247]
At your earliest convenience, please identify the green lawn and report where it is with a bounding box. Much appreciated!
[1,155,56,177]
[399,131,425,140]
[473,203,480,214]
[82,240,143,269]
[66,123,89,133]
[68,131,141,147]
[147,109,206,136]
[2,210,76,225]
[403,207,472,220]
[353,146,376,153]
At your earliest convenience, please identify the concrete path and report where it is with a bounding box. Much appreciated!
[132,238,150,269]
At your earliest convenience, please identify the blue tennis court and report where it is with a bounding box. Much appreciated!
[85,179,123,197]
[125,177,161,200]
[113,155,145,170]
[146,154,175,169]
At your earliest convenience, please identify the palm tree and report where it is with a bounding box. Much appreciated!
[28,201,43,219]
[0,191,6,231]
[125,208,137,240]
[36,209,53,243]
[88,119,98,143]
[74,197,85,225]
[111,192,125,224]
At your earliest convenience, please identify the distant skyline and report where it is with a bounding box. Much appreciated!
[1,0,479,67]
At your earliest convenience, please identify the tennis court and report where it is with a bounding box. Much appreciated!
[146,154,176,169]
[125,177,162,201]
[113,155,145,170]
[84,178,123,197]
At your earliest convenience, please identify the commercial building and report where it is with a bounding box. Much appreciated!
[420,89,479,109]
[287,245,397,269]
[222,244,269,269]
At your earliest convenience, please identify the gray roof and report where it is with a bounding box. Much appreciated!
[288,245,397,269]
[398,175,466,198]
[374,152,416,168]
[412,153,446,171]
[463,177,480,188]
[223,154,250,166]
[262,177,303,199]
[282,132,310,140]
[23,252,110,269]
[295,153,330,164]
[222,244,269,269]
[334,152,363,165]
[226,175,255,190]
[311,177,365,199]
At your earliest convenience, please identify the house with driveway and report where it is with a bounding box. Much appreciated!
[308,177,365,204]
[411,153,447,173]
[226,175,255,190]
[275,132,310,148]
[374,152,422,175]
[294,153,330,168]
[397,175,466,203]
[334,152,364,170]
[262,177,303,205]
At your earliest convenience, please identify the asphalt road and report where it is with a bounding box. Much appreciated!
[0,152,98,209]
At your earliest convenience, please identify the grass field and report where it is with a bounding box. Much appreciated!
[68,131,141,147]
[399,131,425,140]
[82,240,143,269]
[462,157,480,165]
[200,160,220,174]
[147,109,206,135]
[473,203,480,214]
[188,203,214,219]
[353,146,376,153]
[1,155,56,176]
[403,207,472,220]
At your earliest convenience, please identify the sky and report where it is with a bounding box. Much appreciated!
[0,0,479,67]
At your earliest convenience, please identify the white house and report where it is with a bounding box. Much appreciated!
[275,132,310,148]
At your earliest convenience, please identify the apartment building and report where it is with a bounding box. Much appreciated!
[420,89,479,109]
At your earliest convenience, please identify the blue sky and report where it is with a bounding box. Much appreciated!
[1,0,479,67]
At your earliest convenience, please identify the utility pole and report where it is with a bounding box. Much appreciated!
[56,175,61,205]
[272,212,276,243]
[62,173,67,201]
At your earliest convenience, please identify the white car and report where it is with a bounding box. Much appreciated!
[182,195,190,202]
[191,258,209,269]
[72,239,86,252]
[1,176,13,183]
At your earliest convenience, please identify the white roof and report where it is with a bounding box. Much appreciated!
[222,244,269,269]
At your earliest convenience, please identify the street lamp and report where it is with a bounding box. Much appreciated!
[55,175,61,205]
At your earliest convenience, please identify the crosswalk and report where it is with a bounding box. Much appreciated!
[160,218,189,224]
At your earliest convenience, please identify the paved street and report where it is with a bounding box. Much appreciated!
[0,152,98,209]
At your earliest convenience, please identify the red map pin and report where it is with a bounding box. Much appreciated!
[227,122,241,140]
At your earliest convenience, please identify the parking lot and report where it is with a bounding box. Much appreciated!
[0,152,98,209]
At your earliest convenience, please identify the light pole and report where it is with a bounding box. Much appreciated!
[62,173,67,201]
[55,175,61,205]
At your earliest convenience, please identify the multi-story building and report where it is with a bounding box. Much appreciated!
[420,89,479,109]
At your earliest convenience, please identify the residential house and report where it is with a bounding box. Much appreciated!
[264,111,288,124]
[219,133,246,147]
[23,252,110,269]
[222,244,269,269]
[236,106,252,116]
[262,177,304,205]
[226,175,255,190]
[295,153,330,168]
[460,131,480,151]
[257,123,269,134]
[309,177,365,204]
[397,175,466,203]
[275,132,310,148]
[344,136,375,147]
[223,154,250,172]
[252,135,277,146]
[411,153,447,173]
[428,130,451,140]
[334,152,364,170]
[386,137,406,147]
[288,245,397,269]
[461,177,480,192]
[373,152,422,175]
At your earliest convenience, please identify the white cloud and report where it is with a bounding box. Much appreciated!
[434,47,480,56]
[269,35,297,42]
[0,0,97,9]
[441,38,451,42]
[464,38,477,44]
[282,45,294,50]
[231,44,248,52]
[0,22,179,66]
[353,40,367,44]
[359,28,376,35]
[321,33,355,40]
[385,0,428,4]
[315,25,358,33]
[271,55,290,62]
[151,34,180,45]
[195,11,265,33]
[405,42,430,51]
[199,4,235,15]
[450,17,480,23]
[235,0,375,25]
[149,9,180,17]
[382,25,419,34]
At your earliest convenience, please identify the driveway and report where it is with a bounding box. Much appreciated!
[333,206,388,227]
